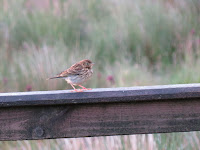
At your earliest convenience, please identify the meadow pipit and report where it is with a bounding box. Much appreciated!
[47,59,94,92]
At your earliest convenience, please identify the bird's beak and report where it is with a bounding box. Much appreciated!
[91,63,95,66]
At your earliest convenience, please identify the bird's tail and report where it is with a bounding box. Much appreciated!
[46,76,62,80]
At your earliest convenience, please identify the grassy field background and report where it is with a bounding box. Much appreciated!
[0,0,200,149]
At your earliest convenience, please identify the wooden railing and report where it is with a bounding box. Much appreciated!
[1,84,200,141]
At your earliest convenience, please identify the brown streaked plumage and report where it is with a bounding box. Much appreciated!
[47,59,94,92]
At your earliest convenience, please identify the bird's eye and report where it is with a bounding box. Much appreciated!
[83,62,87,66]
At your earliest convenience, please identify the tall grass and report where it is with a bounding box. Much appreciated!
[0,0,200,149]
[2,0,199,66]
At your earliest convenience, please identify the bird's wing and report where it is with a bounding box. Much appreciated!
[57,63,83,77]
[67,63,83,75]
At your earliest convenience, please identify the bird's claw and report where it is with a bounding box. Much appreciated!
[71,88,92,92]
[71,89,85,92]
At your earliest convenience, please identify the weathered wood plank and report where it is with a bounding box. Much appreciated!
[1,84,200,107]
[1,99,200,140]
[0,84,200,140]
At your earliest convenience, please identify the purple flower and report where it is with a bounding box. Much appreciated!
[190,29,195,35]
[3,77,8,85]
[26,85,32,91]
[106,75,115,85]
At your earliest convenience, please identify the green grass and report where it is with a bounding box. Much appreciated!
[0,0,200,149]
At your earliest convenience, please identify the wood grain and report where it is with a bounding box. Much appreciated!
[0,99,200,140]
[1,84,200,140]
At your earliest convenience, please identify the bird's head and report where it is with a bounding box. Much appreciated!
[81,59,94,69]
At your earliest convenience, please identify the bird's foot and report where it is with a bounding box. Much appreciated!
[84,88,92,90]
[71,89,85,92]
[78,85,92,90]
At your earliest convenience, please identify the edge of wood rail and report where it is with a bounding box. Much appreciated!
[1,83,200,107]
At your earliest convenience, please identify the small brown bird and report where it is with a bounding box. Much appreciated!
[47,59,94,92]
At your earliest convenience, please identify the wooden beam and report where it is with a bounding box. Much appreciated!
[0,84,200,140]
[1,83,200,107]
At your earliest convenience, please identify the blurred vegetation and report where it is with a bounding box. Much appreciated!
[0,0,200,149]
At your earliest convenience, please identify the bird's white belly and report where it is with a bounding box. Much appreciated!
[64,69,93,85]
[64,75,85,85]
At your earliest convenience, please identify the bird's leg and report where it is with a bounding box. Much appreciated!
[78,85,92,90]
[70,83,84,92]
